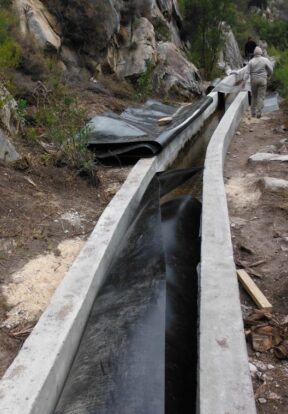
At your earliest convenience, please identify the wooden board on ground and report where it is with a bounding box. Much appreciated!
[237,269,273,310]
[158,117,172,126]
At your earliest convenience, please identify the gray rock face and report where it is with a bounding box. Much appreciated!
[262,0,288,21]
[0,84,20,161]
[219,25,243,71]
[153,42,202,99]
[48,0,119,55]
[154,0,182,20]
[0,85,18,136]
[14,1,202,97]
[152,0,183,46]
[15,0,61,50]
[115,18,157,78]
[0,130,20,162]
[223,28,243,70]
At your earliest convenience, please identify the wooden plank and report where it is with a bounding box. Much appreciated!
[237,269,273,310]
[158,117,172,126]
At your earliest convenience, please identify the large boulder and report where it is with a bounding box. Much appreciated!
[115,17,157,78]
[15,0,61,50]
[43,0,120,55]
[153,42,202,99]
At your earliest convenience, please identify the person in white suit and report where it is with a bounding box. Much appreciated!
[247,46,273,118]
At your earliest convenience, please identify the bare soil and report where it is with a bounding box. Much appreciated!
[225,103,288,413]
[0,159,130,377]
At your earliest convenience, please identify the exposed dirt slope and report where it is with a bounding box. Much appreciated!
[0,160,130,376]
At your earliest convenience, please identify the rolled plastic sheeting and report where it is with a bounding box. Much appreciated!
[87,97,213,159]
[214,67,251,93]
[54,167,202,414]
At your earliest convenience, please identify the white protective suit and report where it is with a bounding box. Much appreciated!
[213,47,275,117]
[247,47,273,117]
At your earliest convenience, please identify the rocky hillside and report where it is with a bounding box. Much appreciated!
[248,0,288,20]
[6,0,287,166]
[13,0,202,99]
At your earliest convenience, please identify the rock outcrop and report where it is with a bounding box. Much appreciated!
[248,0,288,21]
[0,85,20,161]
[271,0,288,20]
[15,0,61,50]
[218,25,243,72]
[113,18,157,79]
[154,42,202,99]
[13,0,202,99]
[0,85,18,136]
[222,27,243,70]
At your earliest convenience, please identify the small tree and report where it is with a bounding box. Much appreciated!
[180,0,236,77]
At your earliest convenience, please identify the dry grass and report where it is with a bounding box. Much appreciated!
[99,75,135,100]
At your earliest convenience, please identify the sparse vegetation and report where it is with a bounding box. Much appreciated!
[179,0,237,78]
[16,98,27,133]
[154,17,170,42]
[0,6,21,84]
[269,47,288,98]
[135,60,154,101]
[0,2,97,183]
[23,62,98,184]
[249,14,288,50]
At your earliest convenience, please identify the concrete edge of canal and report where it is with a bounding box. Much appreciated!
[199,91,257,414]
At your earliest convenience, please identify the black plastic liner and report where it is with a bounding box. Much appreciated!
[88,97,213,159]
[54,168,202,414]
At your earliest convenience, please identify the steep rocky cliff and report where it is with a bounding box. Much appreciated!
[13,0,203,99]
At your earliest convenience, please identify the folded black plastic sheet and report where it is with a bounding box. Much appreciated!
[88,97,213,159]
[54,168,202,414]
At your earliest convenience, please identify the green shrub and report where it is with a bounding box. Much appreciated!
[269,47,288,98]
[0,8,21,82]
[35,93,96,180]
[23,64,98,182]
[16,98,27,133]
[250,15,288,50]
[135,60,154,101]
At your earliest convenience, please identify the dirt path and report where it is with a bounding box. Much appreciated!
[225,103,288,413]
[0,161,130,377]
